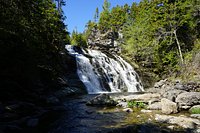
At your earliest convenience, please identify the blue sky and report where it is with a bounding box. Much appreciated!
[63,0,140,34]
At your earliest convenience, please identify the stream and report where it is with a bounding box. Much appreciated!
[48,94,186,133]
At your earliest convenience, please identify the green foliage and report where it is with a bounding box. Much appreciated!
[0,0,69,90]
[122,0,200,77]
[83,0,200,80]
[94,7,99,22]
[127,101,146,108]
[190,108,200,114]
[71,30,87,47]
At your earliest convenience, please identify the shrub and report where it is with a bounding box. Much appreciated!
[127,101,146,108]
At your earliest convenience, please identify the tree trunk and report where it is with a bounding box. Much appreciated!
[174,30,184,64]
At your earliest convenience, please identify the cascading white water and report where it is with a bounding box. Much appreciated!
[65,45,144,94]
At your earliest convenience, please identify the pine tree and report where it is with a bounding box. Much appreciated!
[94,7,99,23]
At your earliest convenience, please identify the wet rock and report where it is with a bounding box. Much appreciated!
[57,77,68,86]
[5,104,20,112]
[55,87,84,98]
[116,101,128,108]
[86,94,117,106]
[176,92,200,108]
[141,109,152,113]
[181,105,191,110]
[27,118,39,127]
[167,125,175,130]
[155,114,200,129]
[189,105,200,113]
[162,89,186,102]
[161,98,178,114]
[46,96,60,105]
[116,93,160,103]
[123,108,133,113]
[190,114,200,119]
[147,102,162,110]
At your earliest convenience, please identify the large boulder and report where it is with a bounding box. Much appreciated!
[86,94,117,106]
[161,98,178,114]
[176,92,200,108]
[189,105,200,114]
[162,89,186,102]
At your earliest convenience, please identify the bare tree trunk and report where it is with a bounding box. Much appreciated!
[174,30,184,64]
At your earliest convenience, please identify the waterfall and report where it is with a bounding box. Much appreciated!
[65,45,144,94]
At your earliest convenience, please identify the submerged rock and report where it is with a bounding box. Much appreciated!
[86,94,117,106]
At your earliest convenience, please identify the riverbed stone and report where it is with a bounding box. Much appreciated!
[141,109,152,113]
[115,93,161,103]
[155,114,200,129]
[116,101,128,108]
[176,92,200,108]
[86,94,117,106]
[190,114,200,119]
[147,102,162,110]
[189,105,200,113]
[161,98,178,114]
[123,108,133,113]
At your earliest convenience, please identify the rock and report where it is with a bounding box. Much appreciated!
[167,125,175,130]
[181,106,191,110]
[141,109,152,113]
[147,102,162,110]
[189,105,200,113]
[87,28,121,53]
[154,79,168,88]
[161,98,178,114]
[46,96,60,105]
[190,114,200,119]
[27,118,39,127]
[176,92,200,108]
[115,93,160,103]
[116,101,128,108]
[155,114,200,129]
[55,87,84,98]
[174,83,188,91]
[186,81,200,91]
[123,108,133,113]
[86,94,117,106]
[57,77,68,86]
[162,89,186,102]
[148,98,160,105]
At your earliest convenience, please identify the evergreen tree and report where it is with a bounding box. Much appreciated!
[94,7,99,23]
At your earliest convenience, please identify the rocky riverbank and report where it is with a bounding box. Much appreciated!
[87,79,200,132]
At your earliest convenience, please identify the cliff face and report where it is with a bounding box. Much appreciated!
[87,28,121,54]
